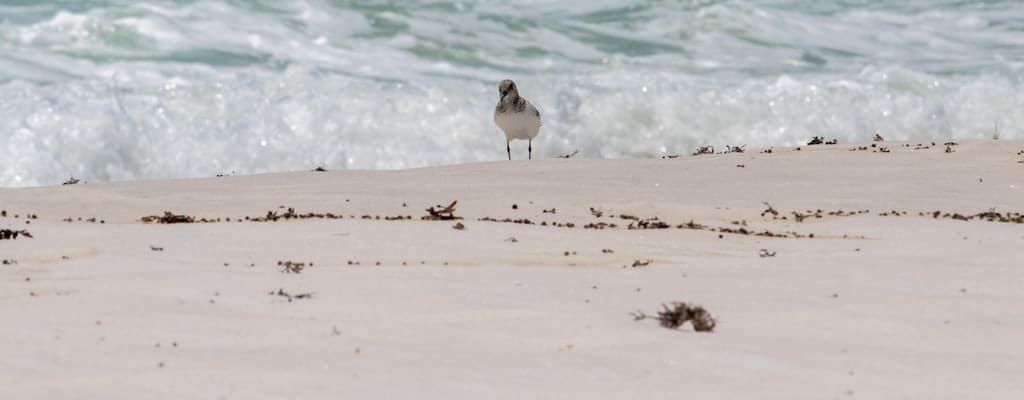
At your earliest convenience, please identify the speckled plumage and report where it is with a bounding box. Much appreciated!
[494,79,541,160]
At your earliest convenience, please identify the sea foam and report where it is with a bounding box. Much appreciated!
[1,0,1021,186]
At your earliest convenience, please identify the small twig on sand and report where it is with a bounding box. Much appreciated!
[630,259,653,268]
[423,201,462,221]
[561,149,580,158]
[269,288,313,302]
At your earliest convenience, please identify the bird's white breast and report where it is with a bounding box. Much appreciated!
[494,102,541,141]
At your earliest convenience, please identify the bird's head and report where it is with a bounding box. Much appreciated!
[498,79,518,99]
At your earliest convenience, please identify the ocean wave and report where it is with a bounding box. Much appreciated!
[1,0,1021,186]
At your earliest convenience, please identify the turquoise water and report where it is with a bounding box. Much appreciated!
[1,0,1022,185]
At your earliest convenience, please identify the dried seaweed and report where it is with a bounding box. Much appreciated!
[632,302,717,332]
[692,145,714,156]
[0,229,33,240]
[141,212,195,224]
[628,218,670,230]
[279,261,308,274]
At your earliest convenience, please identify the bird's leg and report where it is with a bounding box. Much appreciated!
[507,141,511,161]
[528,139,532,160]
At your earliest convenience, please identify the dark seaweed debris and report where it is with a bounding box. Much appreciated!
[423,201,461,221]
[1,229,33,240]
[632,302,717,332]
[141,212,195,224]
[269,288,313,302]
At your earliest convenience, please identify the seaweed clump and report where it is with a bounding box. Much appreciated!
[632,302,717,332]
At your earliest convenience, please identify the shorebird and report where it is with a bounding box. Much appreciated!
[494,79,541,160]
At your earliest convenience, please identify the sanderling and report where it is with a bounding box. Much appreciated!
[494,79,541,160]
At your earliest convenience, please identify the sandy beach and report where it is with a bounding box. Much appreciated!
[2,139,1023,399]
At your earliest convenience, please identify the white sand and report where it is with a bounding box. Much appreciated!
[2,140,1023,399]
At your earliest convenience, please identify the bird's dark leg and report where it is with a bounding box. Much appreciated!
[528,139,532,160]
[507,141,511,161]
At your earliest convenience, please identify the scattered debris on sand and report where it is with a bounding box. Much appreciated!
[561,149,580,158]
[628,218,670,230]
[692,145,714,156]
[62,177,81,185]
[0,229,33,240]
[452,222,466,230]
[630,259,652,268]
[141,212,195,224]
[661,154,680,159]
[479,217,534,225]
[806,136,839,145]
[584,222,617,229]
[150,245,164,252]
[677,220,706,230]
[873,133,884,142]
[423,201,461,221]
[632,302,717,332]
[924,209,1024,224]
[268,288,313,302]
[312,165,327,172]
[758,249,777,258]
[725,145,746,153]
[278,261,310,274]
